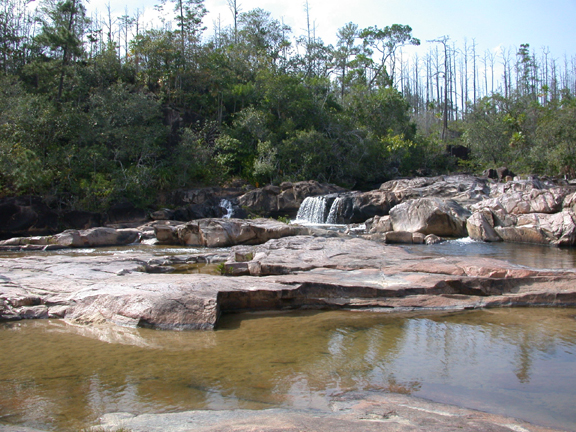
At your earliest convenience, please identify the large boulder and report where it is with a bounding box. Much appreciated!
[154,218,310,248]
[389,198,471,237]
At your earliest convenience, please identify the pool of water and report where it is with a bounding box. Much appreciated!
[1,308,575,431]
[403,237,576,269]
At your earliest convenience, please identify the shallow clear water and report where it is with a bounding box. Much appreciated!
[1,308,575,431]
[403,237,576,269]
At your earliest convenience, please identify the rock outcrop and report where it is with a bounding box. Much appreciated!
[5,235,573,330]
[466,179,576,245]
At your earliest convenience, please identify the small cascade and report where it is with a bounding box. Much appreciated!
[219,199,234,219]
[295,196,328,224]
[326,196,345,224]
[296,195,349,224]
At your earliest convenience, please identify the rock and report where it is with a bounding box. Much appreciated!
[154,218,310,248]
[494,210,576,246]
[383,231,414,244]
[483,168,498,180]
[0,227,141,249]
[95,392,565,432]
[60,210,103,230]
[379,175,491,207]
[61,227,141,247]
[496,166,515,181]
[348,191,400,223]
[466,212,502,242]
[473,187,567,216]
[390,198,471,237]
[0,196,59,239]
[564,191,576,213]
[424,234,443,244]
[150,208,176,220]
[2,236,576,330]
[446,144,470,159]
[105,201,148,225]
[365,215,393,234]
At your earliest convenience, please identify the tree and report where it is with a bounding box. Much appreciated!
[359,24,420,89]
[35,0,89,101]
[156,0,206,66]
[333,22,360,98]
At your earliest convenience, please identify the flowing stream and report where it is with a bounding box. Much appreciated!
[0,308,575,431]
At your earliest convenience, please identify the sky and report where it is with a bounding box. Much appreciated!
[86,0,576,59]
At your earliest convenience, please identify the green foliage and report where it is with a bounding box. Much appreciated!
[4,0,574,215]
[532,98,576,176]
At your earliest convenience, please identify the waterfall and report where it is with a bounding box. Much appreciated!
[296,195,347,224]
[295,196,328,224]
[326,196,345,224]
[219,199,234,219]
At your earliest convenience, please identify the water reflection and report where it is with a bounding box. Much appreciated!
[0,308,575,431]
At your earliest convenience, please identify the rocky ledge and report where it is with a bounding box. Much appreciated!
[1,235,575,330]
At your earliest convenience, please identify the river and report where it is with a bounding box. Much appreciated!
[1,241,576,431]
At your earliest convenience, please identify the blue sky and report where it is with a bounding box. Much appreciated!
[88,0,576,58]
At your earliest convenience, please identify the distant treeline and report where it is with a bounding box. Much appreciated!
[0,0,575,210]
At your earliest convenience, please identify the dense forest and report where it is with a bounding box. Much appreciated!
[1,0,575,211]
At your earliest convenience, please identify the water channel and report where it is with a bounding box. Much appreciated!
[1,241,576,431]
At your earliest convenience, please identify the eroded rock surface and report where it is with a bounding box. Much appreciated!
[3,236,574,330]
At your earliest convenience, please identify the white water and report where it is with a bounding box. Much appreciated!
[326,196,345,224]
[295,196,347,225]
[219,199,234,219]
[295,196,329,224]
